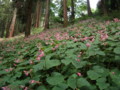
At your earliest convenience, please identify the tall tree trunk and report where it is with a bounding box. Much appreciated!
[41,1,45,27]
[58,0,63,23]
[9,8,17,38]
[87,0,92,16]
[44,0,50,30]
[63,0,68,27]
[110,0,117,10]
[25,0,33,37]
[0,21,5,38]
[71,0,75,22]
[5,19,11,38]
[1,27,5,38]
[117,0,120,10]
[101,0,108,16]
[35,0,42,28]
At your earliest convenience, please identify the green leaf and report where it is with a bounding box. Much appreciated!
[61,59,72,65]
[93,66,109,77]
[52,86,62,90]
[67,76,77,89]
[46,60,61,69]
[33,61,45,71]
[115,55,120,61]
[46,73,64,85]
[52,83,68,90]
[80,43,87,50]
[96,78,109,90]
[72,60,87,69]
[37,86,47,90]
[77,78,90,88]
[94,34,100,44]
[96,51,105,56]
[110,69,120,86]
[87,70,101,80]
[114,47,120,54]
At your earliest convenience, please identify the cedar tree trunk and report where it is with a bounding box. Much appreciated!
[9,8,17,38]
[63,0,68,27]
[44,0,50,30]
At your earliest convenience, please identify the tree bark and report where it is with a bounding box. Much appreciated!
[71,0,75,21]
[9,8,17,38]
[25,0,33,37]
[101,0,108,16]
[0,21,5,38]
[35,0,42,28]
[87,0,92,16]
[5,19,11,38]
[63,0,68,27]
[44,0,50,30]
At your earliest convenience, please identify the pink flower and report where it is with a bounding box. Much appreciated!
[52,44,59,51]
[0,57,3,60]
[0,61,2,64]
[55,45,59,49]
[5,68,13,72]
[90,38,94,42]
[77,72,82,76]
[76,59,80,62]
[74,38,78,42]
[14,64,17,66]
[23,71,29,76]
[29,80,36,84]
[38,51,44,57]
[2,86,10,90]
[100,33,108,41]
[52,48,56,51]
[2,87,6,90]
[81,37,89,41]
[36,50,45,60]
[29,60,34,65]
[36,57,41,60]
[80,52,82,54]
[103,43,108,46]
[112,72,115,75]
[24,87,28,90]
[5,69,9,72]
[15,59,21,63]
[114,18,120,22]
[20,85,25,89]
[9,68,13,71]
[77,55,81,58]
[106,21,110,25]
[86,43,91,47]
[29,80,40,84]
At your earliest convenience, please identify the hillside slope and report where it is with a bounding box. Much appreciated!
[0,19,120,90]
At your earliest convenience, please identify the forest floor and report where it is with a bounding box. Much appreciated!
[0,18,120,89]
[0,19,95,42]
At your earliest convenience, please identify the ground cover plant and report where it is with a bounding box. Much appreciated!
[0,19,120,90]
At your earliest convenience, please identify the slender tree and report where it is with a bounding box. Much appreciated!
[5,19,11,38]
[63,0,68,27]
[71,0,75,22]
[35,0,42,28]
[25,0,33,37]
[87,0,92,16]
[44,0,50,30]
[58,0,63,24]
[0,20,5,38]
[9,8,17,37]
[101,0,108,16]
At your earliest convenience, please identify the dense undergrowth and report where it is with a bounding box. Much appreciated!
[0,18,120,90]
